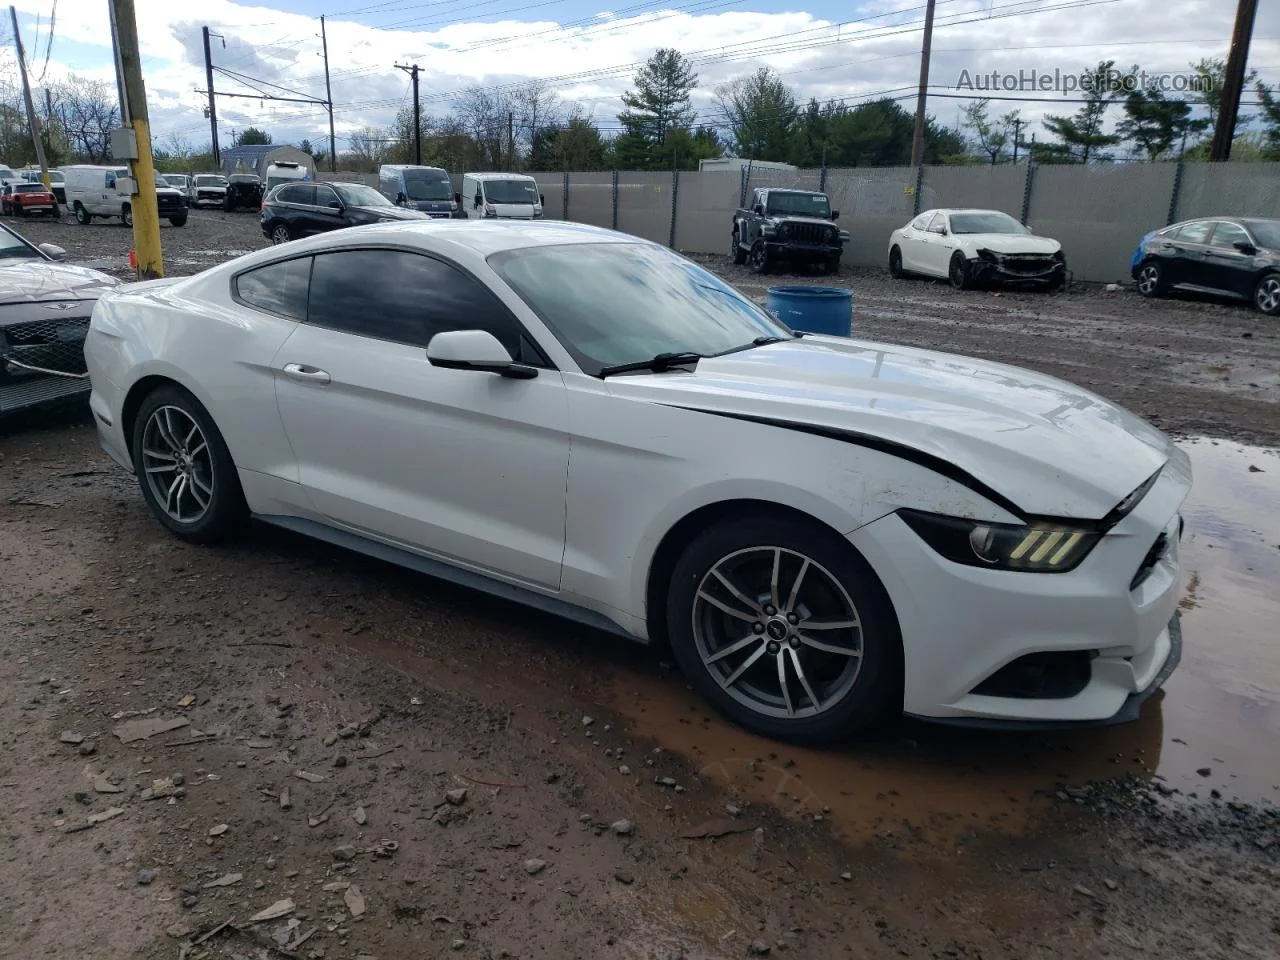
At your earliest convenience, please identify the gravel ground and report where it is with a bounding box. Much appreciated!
[1,212,1277,958]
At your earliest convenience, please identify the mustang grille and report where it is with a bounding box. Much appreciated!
[1,316,91,377]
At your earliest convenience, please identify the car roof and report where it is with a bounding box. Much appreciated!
[466,172,536,181]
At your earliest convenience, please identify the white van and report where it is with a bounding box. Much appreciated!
[62,164,189,227]
[459,172,543,220]
[265,161,308,196]
[378,164,456,217]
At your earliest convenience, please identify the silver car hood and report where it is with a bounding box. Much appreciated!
[608,336,1178,520]
[0,260,120,304]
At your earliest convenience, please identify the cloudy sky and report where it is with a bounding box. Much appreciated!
[5,0,1279,153]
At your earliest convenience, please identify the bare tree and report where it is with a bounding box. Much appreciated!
[343,126,391,171]
[57,75,118,162]
[451,81,563,170]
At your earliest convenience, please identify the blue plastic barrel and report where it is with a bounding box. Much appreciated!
[765,286,853,337]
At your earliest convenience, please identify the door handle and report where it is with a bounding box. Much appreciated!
[282,363,331,385]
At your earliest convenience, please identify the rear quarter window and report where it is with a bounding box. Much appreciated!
[234,258,312,320]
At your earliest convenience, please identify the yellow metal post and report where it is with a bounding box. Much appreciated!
[109,0,163,279]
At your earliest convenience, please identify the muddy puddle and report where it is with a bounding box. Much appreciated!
[610,438,1280,840]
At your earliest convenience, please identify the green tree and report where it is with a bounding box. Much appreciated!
[961,99,1020,164]
[1257,82,1280,160]
[235,126,273,146]
[1117,87,1199,160]
[1190,57,1257,133]
[616,48,699,169]
[297,138,326,167]
[1041,60,1126,163]
[714,68,797,162]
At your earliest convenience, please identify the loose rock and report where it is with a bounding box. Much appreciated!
[524,858,548,875]
[614,869,634,885]
[611,818,634,837]
[136,868,157,886]
[445,788,468,806]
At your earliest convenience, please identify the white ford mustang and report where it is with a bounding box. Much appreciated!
[85,221,1187,742]
[889,208,1066,289]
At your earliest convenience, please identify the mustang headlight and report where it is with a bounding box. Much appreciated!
[898,509,1101,572]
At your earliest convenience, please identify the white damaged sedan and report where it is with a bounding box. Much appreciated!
[85,221,1188,742]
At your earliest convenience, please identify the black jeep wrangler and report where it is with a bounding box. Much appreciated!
[732,188,847,275]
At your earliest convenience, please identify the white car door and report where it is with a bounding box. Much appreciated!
[919,212,956,277]
[272,247,570,590]
[898,213,935,274]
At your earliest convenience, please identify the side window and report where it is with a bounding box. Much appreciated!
[313,185,338,207]
[105,172,116,189]
[1175,221,1212,244]
[911,213,932,230]
[278,184,312,204]
[1209,221,1250,249]
[307,250,522,356]
[235,258,311,320]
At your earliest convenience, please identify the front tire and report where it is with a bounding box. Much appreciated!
[948,251,971,290]
[121,205,133,227]
[169,215,188,227]
[130,385,247,544]
[822,257,840,276]
[665,514,900,743]
[1255,273,1280,315]
[1135,259,1164,298]
[749,240,772,275]
[731,230,747,265]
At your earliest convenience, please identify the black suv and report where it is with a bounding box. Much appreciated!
[261,181,429,244]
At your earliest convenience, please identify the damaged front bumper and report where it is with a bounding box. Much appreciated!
[969,250,1066,286]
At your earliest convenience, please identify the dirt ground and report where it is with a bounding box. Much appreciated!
[1,212,1278,959]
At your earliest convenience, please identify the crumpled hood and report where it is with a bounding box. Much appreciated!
[0,260,120,304]
[352,205,430,221]
[608,337,1176,520]
[959,233,1061,255]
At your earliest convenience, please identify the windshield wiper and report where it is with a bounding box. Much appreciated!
[598,352,704,377]
[752,334,802,346]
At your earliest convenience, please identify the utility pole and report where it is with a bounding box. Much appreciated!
[909,0,937,169]
[1210,0,1260,161]
[507,111,515,171]
[394,63,421,164]
[321,16,337,172]
[110,0,164,278]
[8,8,49,186]
[1012,117,1023,163]
[202,27,220,165]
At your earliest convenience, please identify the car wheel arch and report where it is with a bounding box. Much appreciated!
[120,372,224,461]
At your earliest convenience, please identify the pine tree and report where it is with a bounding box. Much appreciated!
[616,49,699,169]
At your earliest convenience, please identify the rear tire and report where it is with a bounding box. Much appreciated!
[665,514,901,743]
[74,203,91,225]
[130,384,247,544]
[731,230,747,265]
[889,246,904,279]
[271,223,293,245]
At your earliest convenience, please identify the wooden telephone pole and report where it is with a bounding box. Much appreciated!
[109,0,164,278]
[1210,0,1260,161]
[909,0,938,169]
[8,7,50,187]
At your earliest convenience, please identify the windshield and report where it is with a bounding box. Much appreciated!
[1244,219,1280,249]
[765,192,830,217]
[404,173,452,201]
[0,227,39,259]
[196,176,227,187]
[949,211,1028,235]
[334,183,392,207]
[482,179,538,204]
[230,175,259,183]
[490,242,788,375]
[14,183,46,193]
[0,167,13,180]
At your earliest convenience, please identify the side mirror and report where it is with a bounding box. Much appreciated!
[454,192,463,206]
[831,210,840,221]
[327,199,343,211]
[427,330,536,380]
[38,242,66,261]
[1234,240,1257,255]
[396,192,406,205]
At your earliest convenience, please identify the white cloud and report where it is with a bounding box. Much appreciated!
[8,0,1280,150]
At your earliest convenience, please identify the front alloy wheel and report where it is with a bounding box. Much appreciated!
[949,251,970,290]
[666,515,899,742]
[1254,273,1280,315]
[1136,261,1163,298]
[749,240,771,275]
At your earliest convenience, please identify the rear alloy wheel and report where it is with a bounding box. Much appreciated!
[948,251,970,290]
[889,246,904,279]
[131,385,247,543]
[1255,273,1280,315]
[666,515,899,743]
[731,230,747,265]
[271,223,292,245]
[74,203,90,225]
[749,240,772,275]
[1136,260,1164,298]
